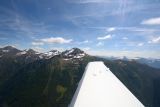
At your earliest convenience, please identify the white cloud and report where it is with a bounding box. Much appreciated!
[90,26,160,32]
[32,46,44,52]
[122,37,128,40]
[137,43,144,46]
[82,47,91,51]
[97,34,112,40]
[148,36,160,44]
[141,17,160,25]
[40,37,73,44]
[107,27,116,32]
[96,42,104,46]
[47,7,51,10]
[83,40,89,43]
[77,40,90,44]
[32,42,44,46]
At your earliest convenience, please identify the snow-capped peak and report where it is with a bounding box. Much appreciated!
[0,46,88,60]
[16,49,40,56]
[64,48,74,56]
[42,50,61,59]
[62,48,86,59]
[26,49,38,54]
[0,46,21,55]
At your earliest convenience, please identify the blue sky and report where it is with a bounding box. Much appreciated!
[0,0,160,58]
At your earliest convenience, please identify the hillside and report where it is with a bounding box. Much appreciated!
[0,46,160,107]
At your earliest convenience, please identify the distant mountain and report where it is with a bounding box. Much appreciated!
[61,48,87,59]
[43,50,61,59]
[133,58,160,69]
[0,46,41,61]
[0,46,160,107]
[102,56,160,69]
[0,46,87,61]
[0,46,21,56]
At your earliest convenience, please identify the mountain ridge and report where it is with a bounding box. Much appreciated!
[0,46,87,60]
[0,46,160,107]
[102,56,160,69]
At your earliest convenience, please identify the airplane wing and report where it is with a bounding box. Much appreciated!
[69,61,144,107]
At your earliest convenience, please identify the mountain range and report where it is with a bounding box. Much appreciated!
[0,46,87,60]
[102,56,160,69]
[0,46,160,107]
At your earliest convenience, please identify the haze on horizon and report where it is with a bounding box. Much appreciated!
[0,0,160,58]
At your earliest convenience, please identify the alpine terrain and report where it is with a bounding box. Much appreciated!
[0,46,160,107]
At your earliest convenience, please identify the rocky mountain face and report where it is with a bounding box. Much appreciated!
[0,46,21,57]
[42,50,61,59]
[0,46,160,107]
[61,48,87,59]
[0,46,87,61]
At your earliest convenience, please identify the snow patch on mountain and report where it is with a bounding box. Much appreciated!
[73,53,85,59]
[0,46,88,60]
[16,51,27,55]
[64,49,74,56]
[2,50,9,53]
[62,48,86,59]
[63,58,71,61]
[43,50,61,59]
